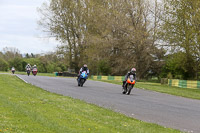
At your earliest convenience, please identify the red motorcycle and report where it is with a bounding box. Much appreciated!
[32,68,37,76]
[122,75,136,95]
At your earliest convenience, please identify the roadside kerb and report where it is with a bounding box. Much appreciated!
[16,75,28,84]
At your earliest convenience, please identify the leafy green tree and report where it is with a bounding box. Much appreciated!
[162,0,200,79]
[46,63,55,73]
[25,53,30,58]
[8,58,23,71]
[0,58,8,71]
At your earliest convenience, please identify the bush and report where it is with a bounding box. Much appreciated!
[167,72,173,79]
[98,60,111,75]
[161,78,168,84]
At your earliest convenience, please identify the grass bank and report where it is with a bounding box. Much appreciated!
[93,80,200,100]
[0,74,180,133]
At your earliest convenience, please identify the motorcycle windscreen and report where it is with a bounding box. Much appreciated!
[81,71,88,78]
[129,75,134,81]
[127,75,135,84]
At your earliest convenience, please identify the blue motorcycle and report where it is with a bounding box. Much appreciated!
[78,71,88,87]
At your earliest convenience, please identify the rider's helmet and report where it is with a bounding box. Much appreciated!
[131,68,136,74]
[27,64,30,68]
[83,64,87,68]
[84,64,87,67]
[83,64,87,71]
[34,65,36,67]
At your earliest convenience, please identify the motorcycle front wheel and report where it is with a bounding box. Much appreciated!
[126,84,133,95]
[80,79,85,87]
[122,87,126,94]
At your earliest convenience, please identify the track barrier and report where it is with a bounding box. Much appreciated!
[91,75,200,89]
[168,79,200,89]
[91,75,124,82]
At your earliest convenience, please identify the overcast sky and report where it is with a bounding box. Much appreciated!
[0,0,59,54]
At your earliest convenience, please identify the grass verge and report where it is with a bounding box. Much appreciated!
[0,71,55,77]
[93,80,200,100]
[0,74,181,133]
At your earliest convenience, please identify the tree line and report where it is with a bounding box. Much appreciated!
[0,47,66,73]
[37,0,200,80]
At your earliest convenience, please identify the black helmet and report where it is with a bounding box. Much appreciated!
[83,64,87,70]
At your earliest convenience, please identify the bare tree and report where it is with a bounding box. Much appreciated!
[38,0,164,78]
[2,47,22,60]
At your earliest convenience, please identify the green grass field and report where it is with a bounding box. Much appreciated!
[94,80,200,100]
[0,74,181,133]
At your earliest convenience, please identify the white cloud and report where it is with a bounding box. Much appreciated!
[0,34,58,54]
[0,0,58,54]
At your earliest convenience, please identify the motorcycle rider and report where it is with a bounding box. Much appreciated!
[32,65,37,69]
[32,65,37,72]
[77,64,89,80]
[11,67,15,74]
[26,64,32,71]
[32,65,37,75]
[122,68,136,88]
[11,67,15,71]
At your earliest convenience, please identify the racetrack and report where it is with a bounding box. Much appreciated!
[17,75,200,133]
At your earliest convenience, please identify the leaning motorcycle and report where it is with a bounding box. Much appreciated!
[122,75,136,95]
[32,68,38,76]
[27,68,31,76]
[78,71,88,87]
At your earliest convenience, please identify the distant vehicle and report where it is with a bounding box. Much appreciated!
[27,68,31,76]
[77,71,88,87]
[122,75,136,95]
[32,68,37,76]
[11,67,15,74]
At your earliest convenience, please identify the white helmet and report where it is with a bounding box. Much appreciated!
[131,68,136,73]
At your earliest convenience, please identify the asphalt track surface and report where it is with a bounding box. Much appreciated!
[17,75,200,133]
